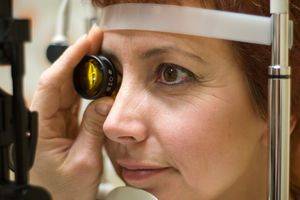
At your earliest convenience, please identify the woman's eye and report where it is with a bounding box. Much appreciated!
[156,63,195,85]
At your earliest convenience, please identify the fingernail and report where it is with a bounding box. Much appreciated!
[95,103,112,115]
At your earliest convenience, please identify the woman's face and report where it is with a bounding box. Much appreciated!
[102,30,268,200]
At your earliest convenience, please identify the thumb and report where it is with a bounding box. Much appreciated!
[66,97,114,170]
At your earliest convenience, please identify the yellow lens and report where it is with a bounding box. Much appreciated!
[74,58,103,98]
[86,59,102,93]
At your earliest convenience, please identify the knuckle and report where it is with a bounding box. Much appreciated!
[37,68,55,89]
[82,104,105,135]
[82,117,103,136]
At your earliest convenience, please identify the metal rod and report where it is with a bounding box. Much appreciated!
[11,43,28,184]
[269,0,291,198]
[0,147,10,182]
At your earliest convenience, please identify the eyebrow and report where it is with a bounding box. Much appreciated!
[141,46,207,64]
[101,45,207,66]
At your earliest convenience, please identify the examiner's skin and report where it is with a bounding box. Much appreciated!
[30,11,300,200]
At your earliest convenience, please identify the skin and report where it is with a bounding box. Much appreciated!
[29,2,300,199]
[101,30,268,200]
[30,26,113,200]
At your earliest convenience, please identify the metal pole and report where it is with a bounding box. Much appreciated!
[269,0,291,199]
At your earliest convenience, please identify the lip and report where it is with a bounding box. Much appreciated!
[117,159,169,170]
[117,159,171,184]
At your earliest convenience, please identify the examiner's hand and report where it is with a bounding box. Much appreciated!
[30,25,113,200]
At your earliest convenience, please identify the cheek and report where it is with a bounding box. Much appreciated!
[153,92,263,196]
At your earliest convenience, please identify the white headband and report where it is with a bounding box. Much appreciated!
[99,3,272,45]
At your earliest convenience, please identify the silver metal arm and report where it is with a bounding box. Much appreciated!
[269,0,292,199]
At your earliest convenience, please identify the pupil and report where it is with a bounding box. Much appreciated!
[163,66,177,82]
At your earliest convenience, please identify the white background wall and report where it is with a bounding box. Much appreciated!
[0,0,124,189]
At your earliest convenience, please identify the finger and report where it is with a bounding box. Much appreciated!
[30,27,104,140]
[31,27,104,119]
[30,35,89,140]
[30,34,90,119]
[65,101,82,139]
[65,97,114,169]
[63,26,103,139]
[46,34,91,88]
[87,24,104,55]
[55,26,103,109]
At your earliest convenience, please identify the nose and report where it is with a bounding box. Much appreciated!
[103,88,149,145]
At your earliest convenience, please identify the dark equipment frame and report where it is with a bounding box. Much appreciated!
[0,0,51,199]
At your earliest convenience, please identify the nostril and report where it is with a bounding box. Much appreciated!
[118,136,137,143]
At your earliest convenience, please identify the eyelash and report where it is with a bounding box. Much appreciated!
[155,63,199,86]
[109,59,202,87]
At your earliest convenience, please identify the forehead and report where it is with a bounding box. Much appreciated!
[102,30,203,52]
[101,30,224,64]
[101,30,237,69]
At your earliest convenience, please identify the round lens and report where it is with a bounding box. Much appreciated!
[74,57,103,98]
